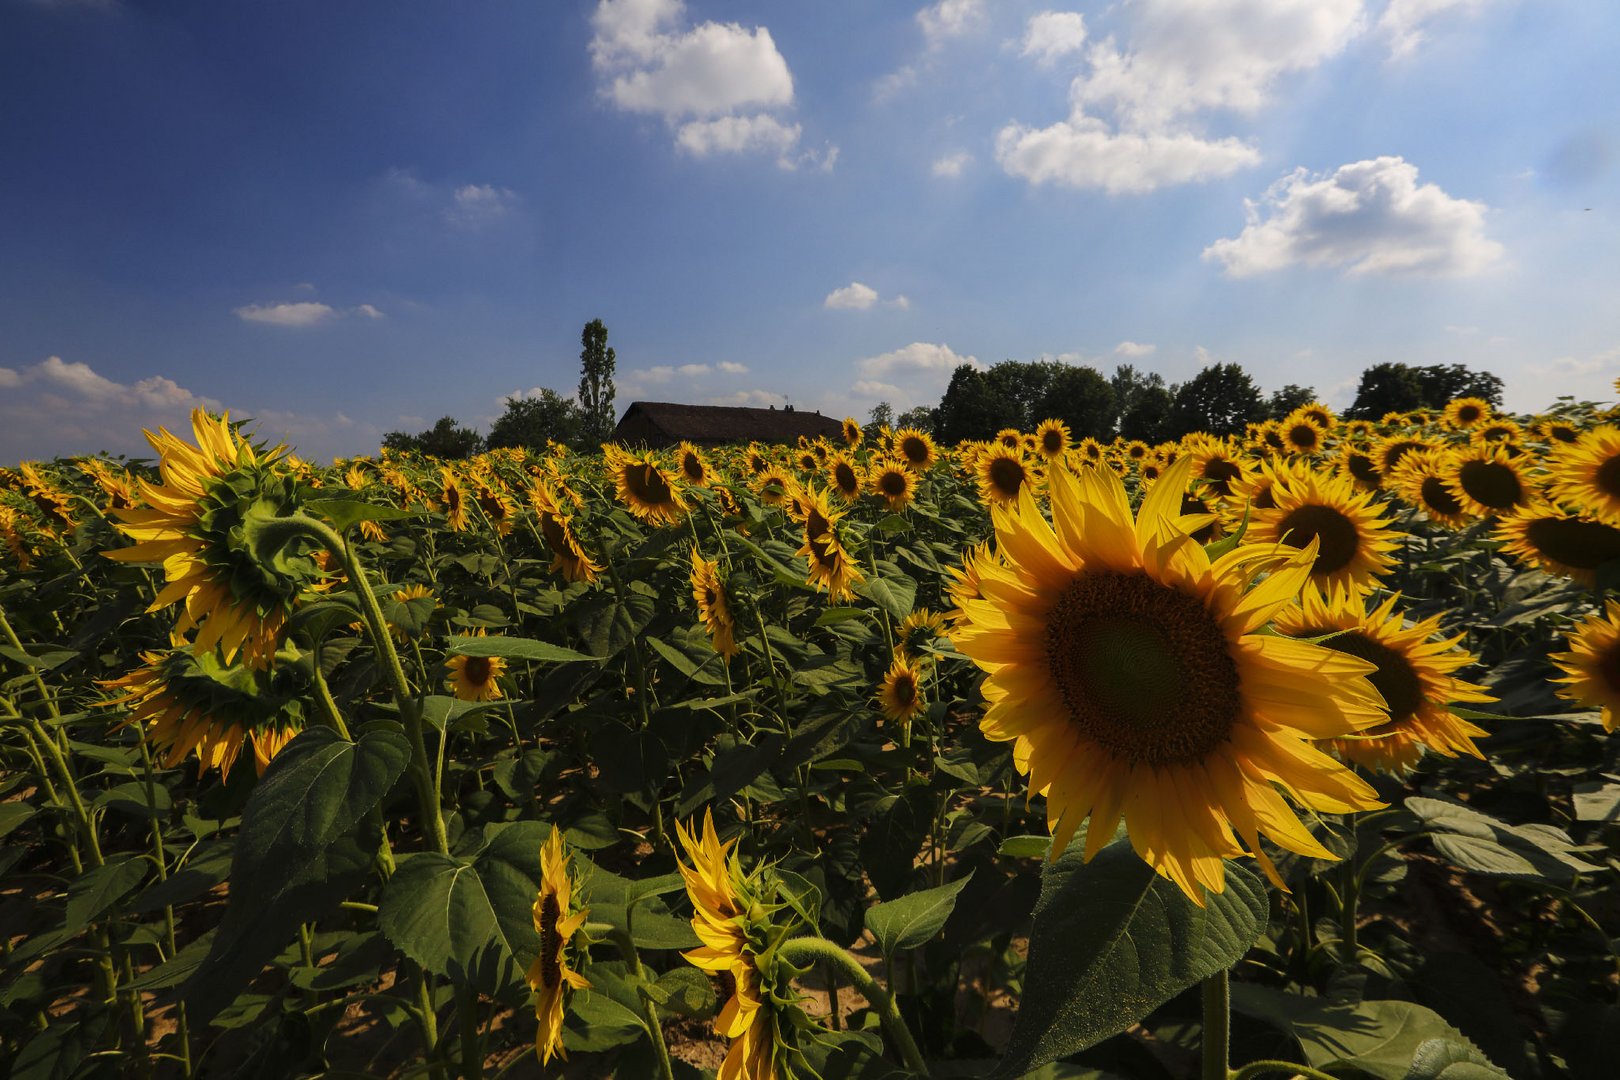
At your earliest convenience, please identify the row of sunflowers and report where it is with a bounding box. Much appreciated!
[1,387,1618,1079]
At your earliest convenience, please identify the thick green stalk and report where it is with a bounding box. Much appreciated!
[1201,969,1230,1080]
[608,927,676,1080]
[778,937,928,1077]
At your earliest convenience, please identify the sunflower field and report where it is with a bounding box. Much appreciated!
[4,392,1620,1080]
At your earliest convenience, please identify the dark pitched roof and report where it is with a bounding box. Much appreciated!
[613,401,843,446]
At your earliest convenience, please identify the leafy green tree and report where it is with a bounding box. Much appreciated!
[1120,384,1173,443]
[895,405,936,433]
[869,401,894,429]
[1265,383,1317,420]
[1111,365,1166,433]
[485,390,582,450]
[1416,363,1503,409]
[577,318,617,445]
[1167,363,1264,438]
[1036,365,1117,440]
[935,364,1022,443]
[1346,363,1425,418]
[984,361,1057,429]
[381,416,482,458]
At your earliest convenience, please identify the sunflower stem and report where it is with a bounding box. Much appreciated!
[1201,968,1230,1080]
[778,937,929,1077]
[1228,1061,1342,1080]
[607,927,676,1080]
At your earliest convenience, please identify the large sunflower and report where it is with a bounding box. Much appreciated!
[826,452,864,503]
[1279,414,1327,456]
[528,828,591,1065]
[678,811,792,1080]
[1274,588,1492,774]
[1390,448,1472,529]
[1443,444,1535,518]
[1335,444,1383,492]
[1442,397,1492,430]
[1035,419,1071,461]
[869,459,915,512]
[446,629,507,702]
[1551,600,1620,731]
[103,409,321,670]
[949,457,1387,900]
[530,480,602,584]
[604,446,690,525]
[1548,425,1620,525]
[895,427,938,472]
[1496,506,1620,585]
[1245,467,1400,595]
[797,484,863,601]
[841,416,863,448]
[691,546,740,661]
[100,649,305,779]
[977,445,1033,507]
[1186,437,1249,500]
[678,441,712,486]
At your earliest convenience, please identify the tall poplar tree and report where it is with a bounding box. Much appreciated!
[578,318,617,445]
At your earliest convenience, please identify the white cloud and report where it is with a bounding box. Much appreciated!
[852,379,905,398]
[1021,11,1087,66]
[234,301,338,327]
[675,114,802,163]
[591,0,815,163]
[716,361,749,374]
[353,304,386,320]
[825,282,879,310]
[446,183,520,228]
[996,120,1259,194]
[709,389,788,408]
[1378,0,1496,60]
[0,355,221,460]
[0,367,19,388]
[1202,156,1503,278]
[1115,341,1157,357]
[999,0,1366,193]
[918,0,986,46]
[858,342,980,379]
[932,151,972,177]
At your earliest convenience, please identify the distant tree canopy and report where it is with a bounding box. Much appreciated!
[381,416,483,459]
[1035,364,1116,440]
[1167,363,1265,439]
[1120,384,1174,444]
[1266,383,1317,420]
[935,365,1022,444]
[578,318,617,446]
[1346,362,1504,418]
[1110,365,1166,436]
[485,390,582,450]
[935,360,1116,443]
[868,401,894,429]
[895,405,936,433]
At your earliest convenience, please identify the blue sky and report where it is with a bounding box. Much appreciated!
[2,0,1616,460]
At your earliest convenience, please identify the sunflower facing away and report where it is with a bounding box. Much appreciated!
[604,445,690,526]
[1551,600,1620,731]
[1275,588,1493,775]
[446,629,507,702]
[691,546,740,661]
[100,648,306,779]
[678,810,796,1080]
[877,650,927,726]
[104,409,323,670]
[528,828,591,1065]
[1548,425,1620,525]
[1245,466,1401,595]
[1496,506,1620,585]
[949,456,1387,901]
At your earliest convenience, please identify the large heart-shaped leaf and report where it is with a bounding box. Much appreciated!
[865,872,974,964]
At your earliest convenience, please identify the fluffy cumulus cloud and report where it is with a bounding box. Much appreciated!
[0,355,377,461]
[999,0,1367,193]
[617,359,750,401]
[1378,0,1498,59]
[1115,340,1157,357]
[850,341,980,408]
[445,184,520,228]
[591,0,828,167]
[1021,11,1087,66]
[931,151,972,177]
[1202,156,1504,277]
[918,0,986,46]
[234,301,338,327]
[823,282,909,311]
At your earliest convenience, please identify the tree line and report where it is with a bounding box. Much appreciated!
[876,359,1503,444]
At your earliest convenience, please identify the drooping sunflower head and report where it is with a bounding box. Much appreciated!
[877,650,927,726]
[529,828,591,1066]
[99,648,306,779]
[77,457,140,512]
[797,483,863,601]
[690,546,739,661]
[1035,418,1071,460]
[827,452,864,503]
[977,445,1033,507]
[446,630,507,702]
[949,456,1387,901]
[439,467,469,531]
[1443,396,1492,430]
[1279,412,1327,456]
[869,458,915,512]
[18,463,78,531]
[897,607,948,656]
[604,446,690,526]
[1275,588,1492,774]
[841,416,863,448]
[103,410,322,671]
[1548,425,1620,525]
[944,540,999,621]
[1496,506,1620,586]
[678,442,711,486]
[1551,599,1620,731]
[1443,444,1536,518]
[530,479,602,584]
[1246,467,1401,594]
[1390,447,1472,529]
[0,504,34,569]
[896,427,938,472]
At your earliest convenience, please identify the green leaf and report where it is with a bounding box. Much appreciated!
[63,854,148,935]
[182,724,410,1025]
[445,634,599,663]
[1406,796,1601,883]
[652,967,717,1020]
[865,872,974,964]
[992,832,1268,1078]
[378,822,550,980]
[308,498,416,531]
[0,802,36,841]
[998,835,1053,860]
[855,568,917,623]
[1572,779,1620,823]
[1403,1039,1512,1080]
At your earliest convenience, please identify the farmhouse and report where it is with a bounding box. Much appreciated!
[612,401,844,449]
